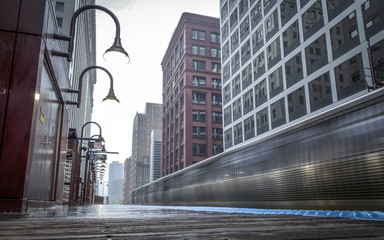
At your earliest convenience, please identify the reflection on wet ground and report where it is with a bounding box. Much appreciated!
[1,205,384,239]
[0,205,222,221]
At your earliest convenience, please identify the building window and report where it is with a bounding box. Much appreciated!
[267,37,281,69]
[224,106,232,126]
[230,7,239,29]
[231,51,240,74]
[255,79,267,107]
[250,2,262,27]
[282,20,300,55]
[192,126,207,138]
[224,84,231,104]
[240,16,250,40]
[211,48,221,58]
[285,52,303,88]
[241,63,253,89]
[252,25,264,53]
[55,1,64,12]
[192,144,207,156]
[330,11,359,60]
[212,111,223,122]
[256,107,269,135]
[222,42,230,61]
[56,17,63,28]
[302,0,324,40]
[212,94,222,106]
[192,76,206,87]
[223,63,231,83]
[233,122,243,145]
[212,78,222,89]
[269,67,284,98]
[253,52,266,81]
[232,74,241,97]
[192,30,205,40]
[199,46,206,55]
[231,29,240,51]
[305,34,328,75]
[288,86,307,121]
[243,88,254,114]
[192,60,206,71]
[265,9,278,40]
[212,128,223,139]
[192,110,206,121]
[221,21,229,40]
[281,0,297,25]
[192,92,206,104]
[334,53,366,100]
[240,39,251,65]
[212,62,221,73]
[213,145,224,155]
[232,98,242,121]
[224,128,233,148]
[309,72,332,112]
[271,97,286,129]
[192,45,198,54]
[211,32,220,43]
[244,115,255,140]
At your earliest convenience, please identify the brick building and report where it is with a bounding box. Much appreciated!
[161,13,223,176]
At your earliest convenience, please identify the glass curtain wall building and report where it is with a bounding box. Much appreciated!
[220,0,384,150]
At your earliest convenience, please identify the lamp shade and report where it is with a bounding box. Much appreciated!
[103,37,130,64]
[103,89,120,103]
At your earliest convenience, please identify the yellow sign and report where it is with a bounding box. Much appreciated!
[40,113,45,125]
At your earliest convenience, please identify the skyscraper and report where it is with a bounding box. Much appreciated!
[220,0,384,150]
[161,12,223,177]
[108,161,124,204]
[124,103,162,203]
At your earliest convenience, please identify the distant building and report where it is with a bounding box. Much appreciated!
[161,12,223,177]
[219,0,384,150]
[124,103,162,203]
[150,129,162,182]
[108,161,124,204]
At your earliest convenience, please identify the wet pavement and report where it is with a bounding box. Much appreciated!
[1,205,384,239]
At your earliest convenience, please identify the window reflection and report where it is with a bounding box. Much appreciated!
[302,0,324,40]
[269,67,283,98]
[334,53,366,100]
[255,78,267,107]
[288,86,307,121]
[309,72,332,112]
[285,53,303,88]
[282,20,300,56]
[256,107,269,135]
[330,11,359,60]
[305,34,328,75]
[271,97,286,129]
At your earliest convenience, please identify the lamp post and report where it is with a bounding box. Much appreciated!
[79,121,103,205]
[66,66,120,108]
[52,5,130,63]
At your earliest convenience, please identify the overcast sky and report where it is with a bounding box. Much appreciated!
[91,0,220,163]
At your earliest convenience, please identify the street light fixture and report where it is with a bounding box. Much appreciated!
[66,66,120,108]
[52,5,130,63]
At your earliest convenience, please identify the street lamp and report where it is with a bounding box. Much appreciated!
[79,121,103,205]
[66,66,120,108]
[52,5,130,63]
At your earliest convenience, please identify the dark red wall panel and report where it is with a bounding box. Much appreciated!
[0,0,21,32]
[0,33,42,198]
[0,31,16,151]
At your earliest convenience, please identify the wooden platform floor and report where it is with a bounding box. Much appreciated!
[0,205,383,240]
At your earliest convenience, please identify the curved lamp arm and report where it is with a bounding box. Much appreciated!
[79,121,102,153]
[67,65,119,108]
[53,5,129,63]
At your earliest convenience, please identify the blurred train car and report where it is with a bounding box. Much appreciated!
[132,89,384,210]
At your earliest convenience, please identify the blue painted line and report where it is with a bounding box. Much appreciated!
[135,205,384,221]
